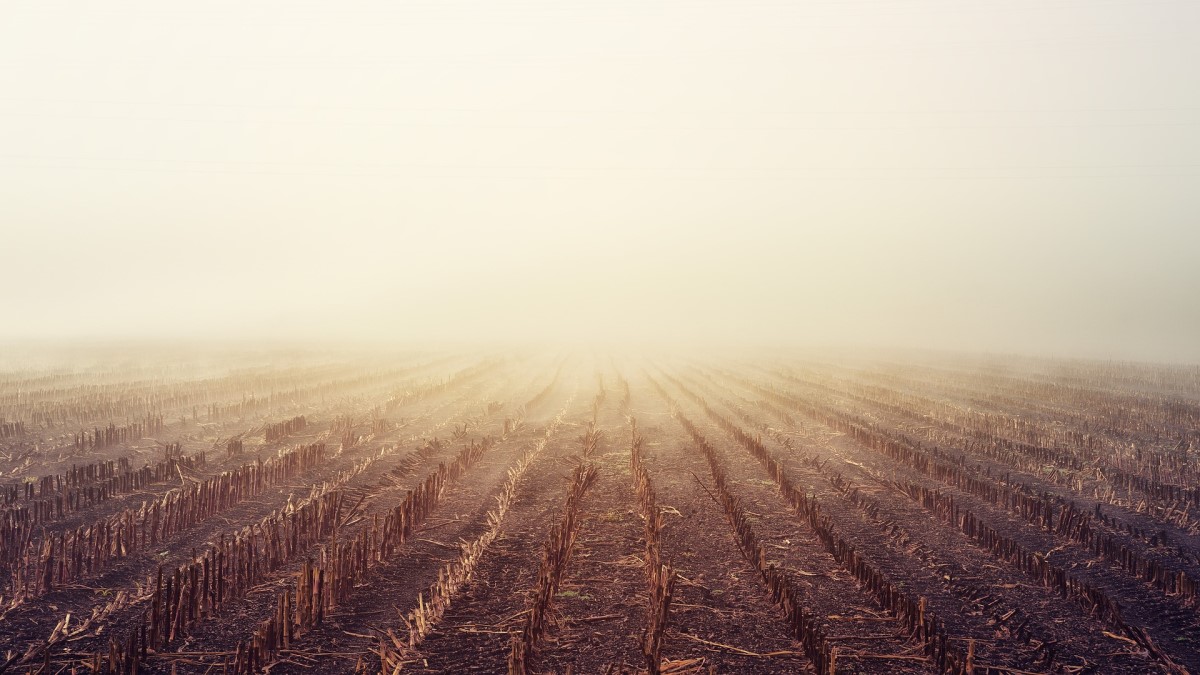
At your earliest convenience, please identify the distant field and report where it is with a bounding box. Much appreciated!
[1,351,1198,674]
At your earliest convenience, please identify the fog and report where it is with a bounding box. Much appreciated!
[2,1,1198,361]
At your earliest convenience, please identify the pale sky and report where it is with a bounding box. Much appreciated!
[1,1,1197,361]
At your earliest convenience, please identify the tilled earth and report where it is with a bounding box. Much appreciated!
[1,352,1197,674]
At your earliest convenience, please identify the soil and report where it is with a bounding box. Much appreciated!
[2,354,1198,674]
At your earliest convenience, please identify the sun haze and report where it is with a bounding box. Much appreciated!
[1,0,1197,360]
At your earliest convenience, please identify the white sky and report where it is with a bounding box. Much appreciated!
[1,1,1198,361]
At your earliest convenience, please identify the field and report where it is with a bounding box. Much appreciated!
[1,350,1198,674]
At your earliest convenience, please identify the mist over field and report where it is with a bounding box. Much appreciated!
[2,1,1198,361]
[5,6,1200,669]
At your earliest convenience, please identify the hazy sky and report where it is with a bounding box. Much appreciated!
[1,1,1197,361]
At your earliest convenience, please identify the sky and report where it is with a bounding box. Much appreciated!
[1,1,1197,361]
